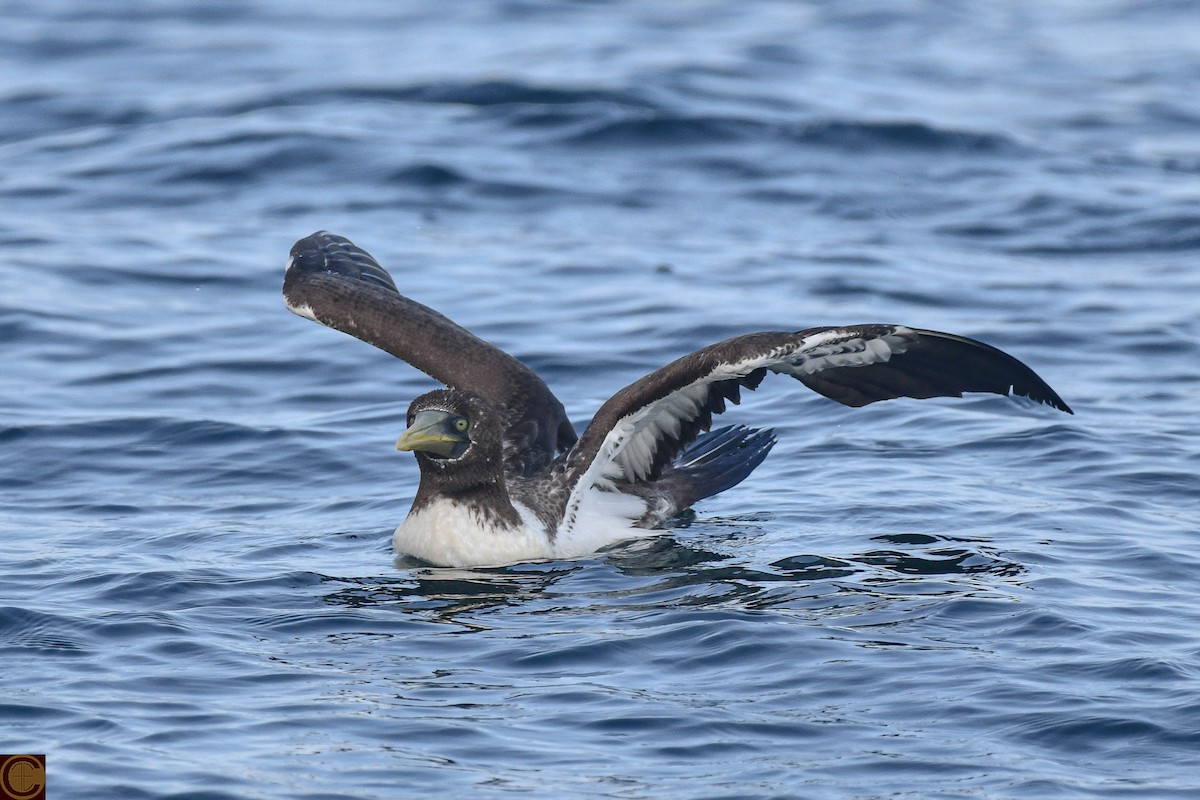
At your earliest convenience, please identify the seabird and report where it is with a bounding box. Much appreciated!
[284,231,1071,568]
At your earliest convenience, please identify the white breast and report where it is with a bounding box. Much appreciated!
[393,498,555,567]
[393,491,658,567]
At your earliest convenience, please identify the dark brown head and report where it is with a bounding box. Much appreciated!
[395,389,508,496]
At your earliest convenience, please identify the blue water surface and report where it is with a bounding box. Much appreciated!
[3,1,1200,798]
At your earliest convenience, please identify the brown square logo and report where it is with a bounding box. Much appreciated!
[0,756,44,800]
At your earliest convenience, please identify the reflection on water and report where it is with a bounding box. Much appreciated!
[322,529,1025,622]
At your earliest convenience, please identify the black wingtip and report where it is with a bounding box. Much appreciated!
[922,328,1073,415]
[1028,386,1073,415]
[795,326,1074,416]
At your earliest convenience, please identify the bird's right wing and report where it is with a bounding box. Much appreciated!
[283,231,576,475]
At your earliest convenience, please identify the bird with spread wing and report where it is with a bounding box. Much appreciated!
[284,231,1071,567]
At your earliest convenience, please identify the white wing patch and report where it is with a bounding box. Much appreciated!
[285,299,318,322]
[283,254,320,321]
[607,350,796,487]
[557,326,916,539]
[614,382,705,482]
[559,351,783,537]
[777,326,912,376]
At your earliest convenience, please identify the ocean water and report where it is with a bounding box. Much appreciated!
[3,1,1200,797]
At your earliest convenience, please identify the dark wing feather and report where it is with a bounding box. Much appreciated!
[560,325,1069,519]
[283,231,575,475]
[797,326,1072,411]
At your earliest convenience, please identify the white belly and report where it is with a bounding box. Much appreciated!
[392,491,660,568]
[393,498,555,567]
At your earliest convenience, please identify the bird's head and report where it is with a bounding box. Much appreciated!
[395,389,506,487]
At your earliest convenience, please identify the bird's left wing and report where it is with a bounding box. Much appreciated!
[283,231,576,474]
[557,324,1070,529]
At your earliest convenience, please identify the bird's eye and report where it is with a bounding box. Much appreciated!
[454,417,469,432]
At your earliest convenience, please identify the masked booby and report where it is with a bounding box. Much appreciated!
[284,231,1072,567]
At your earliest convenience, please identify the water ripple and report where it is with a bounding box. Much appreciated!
[4,1,1200,798]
